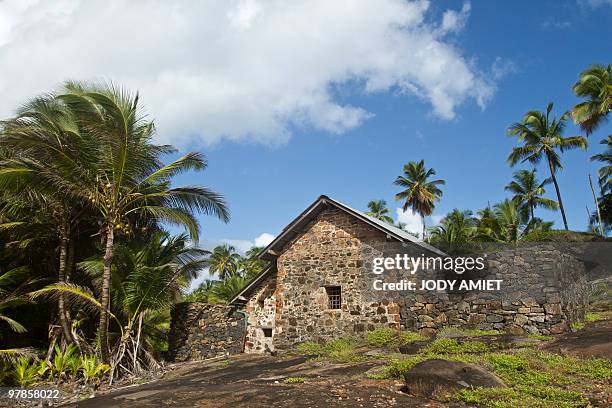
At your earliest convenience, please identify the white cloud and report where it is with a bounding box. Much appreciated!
[254,232,275,247]
[217,232,276,254]
[0,0,493,146]
[396,208,442,235]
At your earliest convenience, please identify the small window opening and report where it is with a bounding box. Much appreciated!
[325,286,342,309]
[262,328,273,337]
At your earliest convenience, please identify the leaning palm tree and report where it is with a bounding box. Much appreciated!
[505,169,558,220]
[366,200,394,224]
[4,82,230,363]
[591,135,612,193]
[572,64,612,135]
[394,160,445,239]
[208,244,241,280]
[508,103,587,231]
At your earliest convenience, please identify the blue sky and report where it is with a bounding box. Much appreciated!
[1,0,611,256]
[181,1,612,249]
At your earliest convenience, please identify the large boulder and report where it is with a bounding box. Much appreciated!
[403,359,506,397]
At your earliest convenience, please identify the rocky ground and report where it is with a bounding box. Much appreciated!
[55,317,611,408]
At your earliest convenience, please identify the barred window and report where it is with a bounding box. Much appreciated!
[325,286,342,310]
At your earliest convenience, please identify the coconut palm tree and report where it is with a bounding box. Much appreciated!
[33,231,209,379]
[2,82,230,363]
[0,96,94,344]
[208,244,241,280]
[508,103,587,231]
[429,209,477,251]
[477,199,552,243]
[504,169,558,220]
[366,199,394,224]
[591,135,612,193]
[572,64,612,135]
[394,160,445,239]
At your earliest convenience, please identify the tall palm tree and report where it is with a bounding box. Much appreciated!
[208,244,241,280]
[572,64,612,134]
[366,199,394,224]
[508,103,587,231]
[504,169,558,220]
[591,135,612,193]
[3,82,230,363]
[394,160,445,239]
[0,96,93,344]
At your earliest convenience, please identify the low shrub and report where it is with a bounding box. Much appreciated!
[284,377,305,384]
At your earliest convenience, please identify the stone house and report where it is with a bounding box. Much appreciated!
[169,195,589,360]
[228,195,589,354]
[229,195,447,353]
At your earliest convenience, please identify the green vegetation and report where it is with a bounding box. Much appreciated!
[295,338,363,363]
[394,159,445,239]
[570,321,585,330]
[527,334,553,341]
[284,377,306,384]
[366,328,424,347]
[452,386,587,408]
[437,327,501,338]
[420,339,489,354]
[366,200,394,224]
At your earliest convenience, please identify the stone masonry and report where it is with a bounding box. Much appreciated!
[170,203,591,359]
[167,303,246,362]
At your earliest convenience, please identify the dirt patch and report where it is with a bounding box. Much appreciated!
[63,355,438,408]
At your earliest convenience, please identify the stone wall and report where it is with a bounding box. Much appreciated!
[167,303,246,362]
[390,246,589,336]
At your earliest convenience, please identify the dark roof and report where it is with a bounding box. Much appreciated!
[229,194,446,304]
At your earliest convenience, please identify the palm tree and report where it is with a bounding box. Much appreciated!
[504,169,558,220]
[429,209,477,251]
[591,135,612,193]
[3,82,230,363]
[366,200,394,224]
[477,199,552,243]
[208,244,241,280]
[508,103,587,231]
[0,97,93,344]
[34,231,209,379]
[572,64,612,134]
[394,160,445,239]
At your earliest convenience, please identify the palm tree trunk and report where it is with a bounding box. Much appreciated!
[530,205,535,220]
[99,224,115,363]
[421,214,427,240]
[547,157,569,230]
[57,222,74,344]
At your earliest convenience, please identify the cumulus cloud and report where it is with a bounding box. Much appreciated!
[396,208,442,236]
[218,232,275,254]
[0,0,493,146]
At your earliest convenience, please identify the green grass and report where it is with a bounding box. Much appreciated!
[569,321,585,330]
[452,386,588,408]
[419,338,489,354]
[365,328,423,348]
[584,311,609,322]
[527,334,554,341]
[295,337,364,362]
[284,377,305,384]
